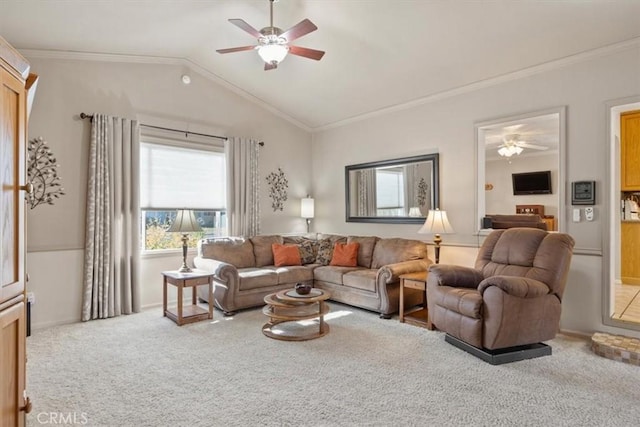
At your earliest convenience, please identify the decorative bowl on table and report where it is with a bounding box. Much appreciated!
[295,283,312,295]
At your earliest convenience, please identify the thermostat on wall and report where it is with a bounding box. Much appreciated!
[571,181,596,205]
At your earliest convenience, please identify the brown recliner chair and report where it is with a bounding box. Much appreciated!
[426,228,575,364]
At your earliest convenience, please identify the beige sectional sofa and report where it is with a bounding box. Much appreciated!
[194,234,431,318]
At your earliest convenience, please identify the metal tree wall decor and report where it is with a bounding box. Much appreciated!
[265,167,288,211]
[417,178,428,207]
[26,137,65,209]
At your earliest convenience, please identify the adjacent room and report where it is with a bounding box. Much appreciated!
[2,1,640,425]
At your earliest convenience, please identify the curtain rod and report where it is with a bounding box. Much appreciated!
[79,113,264,146]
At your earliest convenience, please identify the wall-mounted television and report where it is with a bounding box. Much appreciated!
[512,170,552,195]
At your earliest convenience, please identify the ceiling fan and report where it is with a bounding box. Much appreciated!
[497,134,548,157]
[216,0,325,71]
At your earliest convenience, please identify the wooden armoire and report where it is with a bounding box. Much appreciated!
[0,35,36,426]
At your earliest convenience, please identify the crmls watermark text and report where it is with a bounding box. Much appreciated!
[36,412,88,425]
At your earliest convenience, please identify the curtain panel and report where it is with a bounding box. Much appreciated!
[225,137,260,237]
[82,114,141,321]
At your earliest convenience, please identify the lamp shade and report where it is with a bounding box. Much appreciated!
[301,197,315,219]
[167,209,202,233]
[418,209,455,235]
[408,207,422,217]
[258,44,289,64]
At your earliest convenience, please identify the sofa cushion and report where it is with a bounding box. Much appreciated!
[200,239,255,268]
[251,235,283,267]
[347,236,379,268]
[343,269,377,292]
[238,268,279,290]
[272,244,302,267]
[276,266,314,284]
[314,265,363,284]
[316,233,347,243]
[371,238,428,269]
[330,242,360,267]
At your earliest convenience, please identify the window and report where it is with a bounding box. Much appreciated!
[376,168,405,216]
[139,135,226,251]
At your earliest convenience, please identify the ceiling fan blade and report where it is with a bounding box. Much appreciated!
[228,19,262,39]
[289,45,325,61]
[264,62,278,71]
[280,19,317,43]
[518,142,548,150]
[216,46,256,54]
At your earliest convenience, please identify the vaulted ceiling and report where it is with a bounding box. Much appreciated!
[2,0,639,131]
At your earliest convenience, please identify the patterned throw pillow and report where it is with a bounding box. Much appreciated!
[315,238,334,265]
[298,240,317,264]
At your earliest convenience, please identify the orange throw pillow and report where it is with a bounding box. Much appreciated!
[272,243,302,267]
[330,242,360,267]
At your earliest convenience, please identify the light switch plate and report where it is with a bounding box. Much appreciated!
[573,208,581,222]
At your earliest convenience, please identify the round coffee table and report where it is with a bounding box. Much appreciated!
[262,288,331,341]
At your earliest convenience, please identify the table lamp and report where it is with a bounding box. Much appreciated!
[167,209,202,272]
[301,196,315,233]
[418,209,454,264]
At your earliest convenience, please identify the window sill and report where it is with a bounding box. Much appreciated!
[141,248,198,259]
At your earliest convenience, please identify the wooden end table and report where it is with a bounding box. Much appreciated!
[399,271,433,329]
[162,270,214,326]
[262,288,331,341]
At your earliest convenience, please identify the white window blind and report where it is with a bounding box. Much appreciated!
[140,142,226,209]
[376,169,404,209]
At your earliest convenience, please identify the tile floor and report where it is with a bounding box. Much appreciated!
[613,283,640,323]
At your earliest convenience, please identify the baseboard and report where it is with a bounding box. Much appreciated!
[444,334,552,365]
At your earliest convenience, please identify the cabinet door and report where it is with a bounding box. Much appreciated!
[621,110,640,191]
[0,301,26,427]
[1,42,29,426]
[1,65,26,304]
[621,222,640,285]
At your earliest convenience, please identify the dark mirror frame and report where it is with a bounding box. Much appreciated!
[345,153,440,224]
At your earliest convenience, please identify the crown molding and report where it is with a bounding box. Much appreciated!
[313,37,640,133]
[19,49,313,133]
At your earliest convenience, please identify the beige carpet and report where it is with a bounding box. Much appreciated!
[27,303,639,426]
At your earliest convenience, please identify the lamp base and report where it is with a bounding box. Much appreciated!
[178,234,192,273]
[434,234,442,264]
[178,263,193,273]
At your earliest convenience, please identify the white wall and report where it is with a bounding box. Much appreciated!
[312,45,640,338]
[25,56,312,329]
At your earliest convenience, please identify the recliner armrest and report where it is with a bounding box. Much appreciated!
[478,276,549,298]
[427,264,484,289]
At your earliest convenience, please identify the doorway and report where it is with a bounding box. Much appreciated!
[606,98,640,330]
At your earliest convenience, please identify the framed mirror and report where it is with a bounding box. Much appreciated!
[345,153,439,224]
[475,107,566,233]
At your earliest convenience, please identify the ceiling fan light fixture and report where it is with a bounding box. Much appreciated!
[498,145,523,157]
[258,44,289,64]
